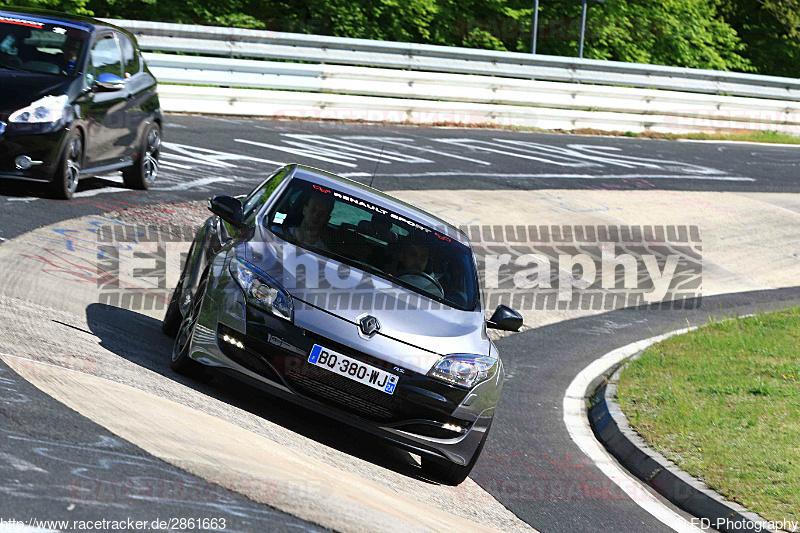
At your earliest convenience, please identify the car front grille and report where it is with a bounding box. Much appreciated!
[285,370,396,420]
[283,355,406,421]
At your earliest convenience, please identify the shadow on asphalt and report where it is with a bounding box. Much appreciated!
[0,175,129,200]
[84,302,436,485]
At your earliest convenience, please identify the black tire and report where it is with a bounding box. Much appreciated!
[420,422,492,486]
[161,278,184,338]
[162,239,198,338]
[123,123,161,190]
[50,131,82,200]
[170,275,206,376]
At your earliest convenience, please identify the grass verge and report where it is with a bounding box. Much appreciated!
[637,129,800,144]
[617,307,800,522]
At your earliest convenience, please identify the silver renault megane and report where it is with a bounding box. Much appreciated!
[163,164,523,485]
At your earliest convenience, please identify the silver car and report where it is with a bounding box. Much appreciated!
[163,164,523,485]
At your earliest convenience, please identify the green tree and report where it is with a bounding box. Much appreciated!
[0,0,92,15]
[718,0,800,77]
[4,0,789,76]
[534,0,752,71]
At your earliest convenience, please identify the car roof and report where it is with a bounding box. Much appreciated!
[285,164,471,245]
[0,7,134,39]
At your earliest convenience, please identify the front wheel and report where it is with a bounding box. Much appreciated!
[420,422,492,485]
[161,278,184,338]
[51,132,82,200]
[123,123,161,190]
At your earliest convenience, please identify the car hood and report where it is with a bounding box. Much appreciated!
[244,232,490,375]
[0,70,70,114]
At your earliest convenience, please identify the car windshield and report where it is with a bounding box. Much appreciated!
[265,177,479,311]
[0,16,87,76]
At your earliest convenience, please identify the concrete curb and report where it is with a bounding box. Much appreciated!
[589,357,780,533]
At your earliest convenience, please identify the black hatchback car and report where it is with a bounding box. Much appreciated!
[0,7,162,199]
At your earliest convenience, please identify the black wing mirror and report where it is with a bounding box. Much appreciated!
[487,305,523,331]
[208,195,246,228]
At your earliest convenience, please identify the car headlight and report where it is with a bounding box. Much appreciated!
[8,95,71,131]
[428,354,498,389]
[230,258,293,321]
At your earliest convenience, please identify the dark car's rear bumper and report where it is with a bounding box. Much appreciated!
[0,124,69,182]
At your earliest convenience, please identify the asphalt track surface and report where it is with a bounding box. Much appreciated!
[1,115,799,531]
[2,115,800,244]
[0,357,325,532]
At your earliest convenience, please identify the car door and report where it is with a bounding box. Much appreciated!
[82,33,127,168]
[116,32,146,158]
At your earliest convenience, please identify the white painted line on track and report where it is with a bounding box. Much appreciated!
[373,172,756,181]
[339,172,371,178]
[344,137,492,166]
[434,139,592,167]
[235,138,359,168]
[563,326,702,533]
[163,142,286,167]
[158,160,193,170]
[6,197,38,203]
[0,451,48,473]
[285,135,433,164]
[161,151,234,168]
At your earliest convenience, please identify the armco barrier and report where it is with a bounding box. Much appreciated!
[108,19,800,134]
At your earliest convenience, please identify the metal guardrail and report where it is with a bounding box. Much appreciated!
[107,19,800,133]
[113,19,800,101]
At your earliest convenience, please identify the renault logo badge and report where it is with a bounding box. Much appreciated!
[358,315,381,337]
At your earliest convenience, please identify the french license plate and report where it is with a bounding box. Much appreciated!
[307,344,398,395]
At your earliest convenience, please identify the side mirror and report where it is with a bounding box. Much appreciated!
[95,72,125,91]
[488,305,523,331]
[208,195,246,228]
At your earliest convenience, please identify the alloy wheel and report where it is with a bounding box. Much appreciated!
[143,128,160,186]
[65,137,82,195]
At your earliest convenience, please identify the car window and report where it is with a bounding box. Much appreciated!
[118,34,140,77]
[266,178,478,311]
[242,167,289,224]
[89,36,122,81]
[0,18,87,76]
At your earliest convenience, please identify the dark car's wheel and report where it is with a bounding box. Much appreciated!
[161,278,184,338]
[170,275,206,376]
[123,123,161,190]
[162,240,198,338]
[420,422,491,485]
[51,132,82,200]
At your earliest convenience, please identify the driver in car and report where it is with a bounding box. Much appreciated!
[396,241,430,273]
[391,239,444,296]
[288,192,334,251]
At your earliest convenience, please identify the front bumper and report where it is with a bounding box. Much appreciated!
[0,122,69,182]
[189,274,503,466]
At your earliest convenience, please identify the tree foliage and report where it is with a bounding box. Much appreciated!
[717,0,800,78]
[0,0,794,77]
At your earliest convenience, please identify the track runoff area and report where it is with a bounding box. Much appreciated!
[0,114,798,532]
